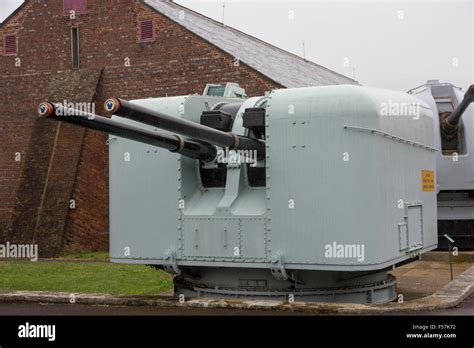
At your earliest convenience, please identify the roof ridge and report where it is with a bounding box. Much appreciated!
[0,0,30,28]
[155,0,357,83]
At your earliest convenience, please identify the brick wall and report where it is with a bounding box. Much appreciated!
[0,0,281,256]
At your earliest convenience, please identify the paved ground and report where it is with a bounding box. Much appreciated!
[0,302,296,316]
[417,294,474,315]
[390,256,473,300]
[0,294,472,315]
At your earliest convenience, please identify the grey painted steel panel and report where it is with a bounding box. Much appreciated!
[183,218,239,258]
[407,205,423,250]
[110,255,436,271]
[109,97,186,261]
[110,85,438,273]
[108,128,181,260]
[240,218,266,260]
[266,85,437,266]
[110,94,250,261]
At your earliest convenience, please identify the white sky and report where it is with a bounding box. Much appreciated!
[1,0,472,91]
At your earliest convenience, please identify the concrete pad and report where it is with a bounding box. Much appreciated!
[391,258,472,301]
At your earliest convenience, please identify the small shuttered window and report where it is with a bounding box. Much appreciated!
[139,19,155,42]
[63,0,87,15]
[3,35,17,55]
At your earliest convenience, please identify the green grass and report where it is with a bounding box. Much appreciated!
[0,260,173,295]
[59,251,110,261]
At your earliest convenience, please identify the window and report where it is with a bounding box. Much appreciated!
[71,27,80,69]
[138,19,155,42]
[206,85,226,97]
[63,0,87,15]
[3,34,17,56]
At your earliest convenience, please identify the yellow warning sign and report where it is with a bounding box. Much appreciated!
[422,170,435,192]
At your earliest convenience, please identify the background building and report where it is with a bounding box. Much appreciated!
[0,0,355,257]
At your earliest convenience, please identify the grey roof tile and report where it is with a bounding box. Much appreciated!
[144,0,358,88]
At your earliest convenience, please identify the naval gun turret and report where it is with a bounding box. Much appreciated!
[39,83,440,304]
[440,84,474,154]
[410,81,474,249]
[444,85,474,128]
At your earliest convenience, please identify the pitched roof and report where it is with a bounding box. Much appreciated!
[144,0,357,88]
[2,0,357,87]
[0,0,29,28]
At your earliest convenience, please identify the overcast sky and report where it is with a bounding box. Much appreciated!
[1,0,472,92]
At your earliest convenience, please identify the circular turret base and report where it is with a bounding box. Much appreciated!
[174,267,397,304]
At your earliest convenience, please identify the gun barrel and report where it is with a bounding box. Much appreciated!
[104,97,266,160]
[446,85,474,127]
[37,102,217,162]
